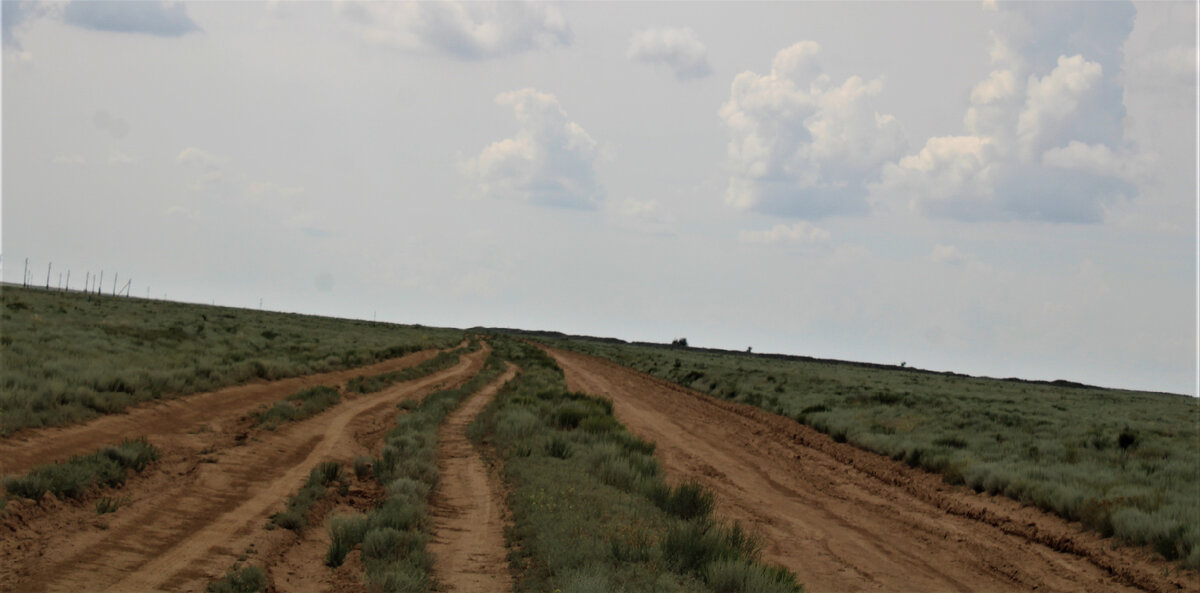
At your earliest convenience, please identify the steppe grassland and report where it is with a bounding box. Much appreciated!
[553,338,1200,569]
[0,286,462,435]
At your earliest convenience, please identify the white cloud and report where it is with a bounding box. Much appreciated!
[463,89,601,209]
[627,27,711,80]
[335,1,570,60]
[739,222,831,245]
[177,147,228,188]
[63,1,201,37]
[246,181,305,198]
[875,4,1139,223]
[1041,140,1146,182]
[719,41,905,218]
[1016,54,1103,160]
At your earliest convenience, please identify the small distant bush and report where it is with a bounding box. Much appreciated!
[546,437,573,459]
[205,564,267,593]
[649,480,714,521]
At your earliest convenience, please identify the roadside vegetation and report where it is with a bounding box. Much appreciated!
[345,342,477,395]
[253,386,342,430]
[325,343,505,591]
[549,337,1200,569]
[0,285,462,435]
[472,338,802,593]
[269,461,344,531]
[205,564,267,593]
[2,437,159,501]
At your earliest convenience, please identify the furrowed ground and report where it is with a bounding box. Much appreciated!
[1,289,1195,593]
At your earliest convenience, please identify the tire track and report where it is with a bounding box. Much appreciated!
[428,364,517,593]
[545,346,1187,593]
[2,346,489,593]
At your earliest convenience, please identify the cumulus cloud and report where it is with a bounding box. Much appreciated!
[876,2,1140,223]
[63,1,201,37]
[177,147,227,188]
[627,27,711,80]
[463,89,602,209]
[335,1,570,60]
[739,222,831,245]
[719,41,905,218]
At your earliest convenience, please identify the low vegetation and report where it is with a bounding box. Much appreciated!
[471,338,802,592]
[0,285,462,435]
[253,386,342,430]
[325,344,506,592]
[345,342,475,395]
[205,564,267,593]
[269,461,344,531]
[550,337,1200,569]
[2,437,159,500]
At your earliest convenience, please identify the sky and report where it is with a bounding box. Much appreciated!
[2,1,1197,395]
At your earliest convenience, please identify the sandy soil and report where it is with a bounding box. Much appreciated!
[0,346,489,593]
[546,346,1198,593]
[0,348,445,476]
[428,364,516,593]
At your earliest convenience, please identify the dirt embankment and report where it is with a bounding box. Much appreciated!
[0,348,445,476]
[428,364,517,592]
[546,346,1197,593]
[0,346,490,593]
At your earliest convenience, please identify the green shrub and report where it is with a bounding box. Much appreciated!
[2,438,159,500]
[545,437,573,459]
[205,564,267,593]
[650,480,714,521]
[661,519,758,574]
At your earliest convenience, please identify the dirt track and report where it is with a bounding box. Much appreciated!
[0,346,489,593]
[547,346,1196,593]
[429,364,516,592]
[0,348,441,476]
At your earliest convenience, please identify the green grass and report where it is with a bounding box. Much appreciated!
[0,285,462,436]
[254,386,342,430]
[471,338,801,593]
[2,437,159,500]
[345,342,475,395]
[325,344,506,592]
[548,337,1200,569]
[205,564,267,593]
[269,461,343,531]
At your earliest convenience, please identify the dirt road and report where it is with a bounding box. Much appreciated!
[547,347,1193,593]
[0,348,443,476]
[0,346,489,593]
[429,364,516,592]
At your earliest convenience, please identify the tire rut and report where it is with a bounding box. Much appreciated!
[428,364,517,593]
[544,346,1192,593]
[2,346,489,593]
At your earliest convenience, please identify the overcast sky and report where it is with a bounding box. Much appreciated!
[3,1,1197,395]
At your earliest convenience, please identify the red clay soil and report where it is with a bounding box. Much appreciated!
[0,348,444,476]
[0,346,490,593]
[428,364,517,593]
[545,346,1198,593]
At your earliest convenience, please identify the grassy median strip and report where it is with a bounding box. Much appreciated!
[0,285,463,436]
[471,338,802,593]
[2,437,159,500]
[344,340,477,395]
[253,386,342,430]
[205,564,267,593]
[551,337,1200,569]
[324,346,505,592]
[269,461,344,531]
